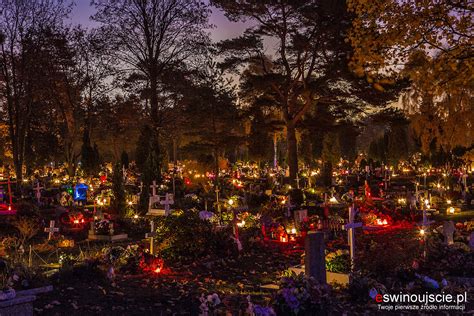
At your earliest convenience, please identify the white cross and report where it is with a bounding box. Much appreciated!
[34,182,43,203]
[146,220,157,254]
[150,181,159,197]
[342,206,363,269]
[122,165,127,181]
[44,220,59,240]
[139,182,143,194]
[295,175,300,189]
[159,193,174,214]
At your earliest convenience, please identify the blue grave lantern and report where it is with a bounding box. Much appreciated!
[74,183,88,202]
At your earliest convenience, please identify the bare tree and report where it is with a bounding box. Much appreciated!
[0,0,71,181]
[92,0,211,127]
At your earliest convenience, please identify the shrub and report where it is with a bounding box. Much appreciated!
[273,271,331,315]
[155,210,235,262]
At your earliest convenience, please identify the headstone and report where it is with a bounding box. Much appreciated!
[44,220,59,240]
[304,231,326,284]
[442,221,455,245]
[294,209,308,225]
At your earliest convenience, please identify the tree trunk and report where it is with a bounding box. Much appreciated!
[287,122,298,185]
[149,74,159,125]
[322,161,332,187]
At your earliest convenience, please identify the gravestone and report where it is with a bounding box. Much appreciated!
[304,231,326,284]
[294,209,308,225]
[442,221,455,245]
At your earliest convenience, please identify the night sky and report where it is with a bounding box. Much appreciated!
[70,1,250,42]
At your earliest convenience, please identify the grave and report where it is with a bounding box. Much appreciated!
[0,286,53,316]
[88,219,128,242]
[145,220,157,254]
[442,221,455,245]
[147,193,175,216]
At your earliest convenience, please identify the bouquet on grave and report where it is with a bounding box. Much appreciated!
[273,271,331,315]
[325,249,350,273]
[95,219,111,235]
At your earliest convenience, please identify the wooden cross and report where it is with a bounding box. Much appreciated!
[44,220,59,240]
[343,206,363,269]
[159,193,174,215]
[150,181,159,197]
[145,220,157,254]
[215,187,220,213]
[34,182,43,203]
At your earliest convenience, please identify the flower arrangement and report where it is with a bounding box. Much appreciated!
[199,293,221,315]
[273,271,331,315]
[246,295,275,316]
[325,250,350,273]
[95,219,111,235]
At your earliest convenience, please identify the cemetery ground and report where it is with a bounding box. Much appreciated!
[0,168,474,315]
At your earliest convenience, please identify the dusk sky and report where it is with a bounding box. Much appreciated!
[70,1,250,42]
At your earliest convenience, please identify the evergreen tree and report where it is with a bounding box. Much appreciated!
[120,150,129,169]
[321,132,341,187]
[111,162,126,215]
[81,130,100,175]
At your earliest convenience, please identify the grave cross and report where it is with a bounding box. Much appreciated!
[44,220,59,240]
[150,181,159,197]
[295,175,301,189]
[159,193,174,214]
[146,220,157,254]
[34,182,44,204]
[343,206,363,269]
